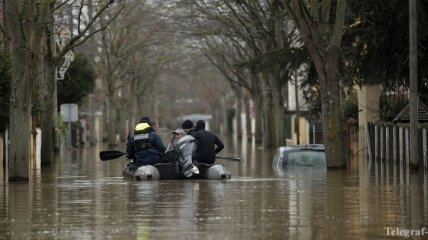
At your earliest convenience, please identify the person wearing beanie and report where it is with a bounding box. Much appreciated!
[140,116,151,123]
[139,116,157,132]
[191,120,224,164]
[181,119,194,135]
[195,120,205,130]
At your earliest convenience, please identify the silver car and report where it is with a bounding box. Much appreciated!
[272,144,326,167]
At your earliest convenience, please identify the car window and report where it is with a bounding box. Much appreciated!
[287,151,326,166]
[272,149,285,166]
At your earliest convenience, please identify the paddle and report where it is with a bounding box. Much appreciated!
[216,156,243,162]
[99,150,127,161]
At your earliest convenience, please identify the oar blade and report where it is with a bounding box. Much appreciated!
[99,150,127,161]
[216,156,243,162]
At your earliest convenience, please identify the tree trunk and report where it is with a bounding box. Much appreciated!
[5,0,31,180]
[106,96,117,146]
[319,48,346,168]
[9,70,31,180]
[253,92,264,144]
[41,7,58,164]
[128,94,136,137]
[303,42,346,168]
[88,94,97,145]
[235,90,242,139]
[40,58,57,165]
[118,102,127,141]
[250,71,263,143]
[264,85,276,148]
[244,93,252,139]
[272,75,286,147]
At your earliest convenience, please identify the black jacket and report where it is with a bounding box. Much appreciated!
[191,129,224,164]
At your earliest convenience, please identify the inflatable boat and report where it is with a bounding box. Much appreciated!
[100,135,233,181]
[122,161,231,180]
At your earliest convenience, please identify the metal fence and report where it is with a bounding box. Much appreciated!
[366,122,428,169]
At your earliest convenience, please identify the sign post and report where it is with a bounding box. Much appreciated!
[60,104,78,148]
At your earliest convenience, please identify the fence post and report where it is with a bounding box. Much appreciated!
[423,128,427,170]
[405,127,410,167]
[366,123,373,166]
[375,124,379,160]
[399,127,404,164]
[386,125,390,161]
[380,124,384,161]
[393,126,397,164]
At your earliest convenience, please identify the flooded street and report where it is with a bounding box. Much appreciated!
[1,135,428,240]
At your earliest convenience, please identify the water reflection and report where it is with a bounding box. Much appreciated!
[1,135,428,239]
[124,181,231,239]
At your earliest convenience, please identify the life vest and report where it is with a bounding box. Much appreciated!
[133,123,154,151]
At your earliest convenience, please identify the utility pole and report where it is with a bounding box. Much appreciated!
[409,0,419,169]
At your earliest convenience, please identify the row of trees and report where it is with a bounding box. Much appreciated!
[163,0,346,167]
[1,0,189,181]
[1,0,428,180]
[162,0,428,168]
[1,0,125,180]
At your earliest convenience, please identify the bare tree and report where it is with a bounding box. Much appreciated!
[283,0,347,168]
[4,0,124,180]
[93,1,172,145]
[4,0,32,180]
[40,0,124,165]
[170,0,304,147]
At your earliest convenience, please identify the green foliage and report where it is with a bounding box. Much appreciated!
[380,94,409,122]
[344,0,409,84]
[344,0,428,107]
[342,91,359,120]
[237,47,309,74]
[57,54,96,107]
[0,54,11,132]
[300,63,321,119]
[419,0,428,105]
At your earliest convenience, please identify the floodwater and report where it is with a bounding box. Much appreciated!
[1,134,428,240]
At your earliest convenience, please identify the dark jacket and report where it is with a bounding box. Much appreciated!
[126,122,166,165]
[191,129,224,164]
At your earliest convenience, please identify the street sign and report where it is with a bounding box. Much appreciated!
[60,104,78,122]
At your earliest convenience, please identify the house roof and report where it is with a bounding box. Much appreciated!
[393,98,428,123]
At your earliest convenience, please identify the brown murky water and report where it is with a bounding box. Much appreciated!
[1,135,428,239]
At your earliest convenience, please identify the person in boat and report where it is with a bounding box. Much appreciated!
[166,128,187,151]
[126,120,167,165]
[181,119,195,135]
[162,127,199,176]
[191,120,224,164]
[140,116,157,132]
[150,121,159,132]
[161,128,187,163]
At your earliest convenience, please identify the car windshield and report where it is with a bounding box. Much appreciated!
[272,149,285,166]
[287,150,326,166]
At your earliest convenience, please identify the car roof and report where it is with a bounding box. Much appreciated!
[277,144,325,152]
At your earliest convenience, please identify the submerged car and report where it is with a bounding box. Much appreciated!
[272,144,326,167]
